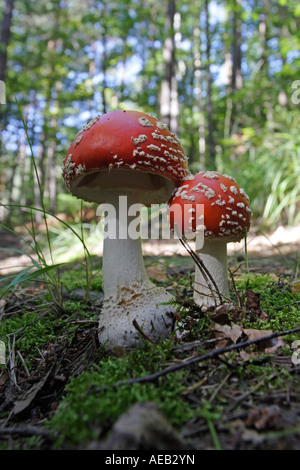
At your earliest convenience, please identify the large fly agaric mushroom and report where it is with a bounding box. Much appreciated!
[62,110,189,349]
[169,171,252,307]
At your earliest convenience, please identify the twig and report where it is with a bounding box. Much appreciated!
[209,372,232,404]
[175,227,223,305]
[71,320,98,325]
[133,319,157,346]
[0,425,51,438]
[7,335,21,391]
[228,266,243,308]
[225,375,268,413]
[171,337,227,353]
[17,351,30,378]
[95,326,300,392]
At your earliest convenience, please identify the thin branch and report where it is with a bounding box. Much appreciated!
[95,326,300,392]
[0,425,51,438]
[133,319,157,346]
[175,227,223,305]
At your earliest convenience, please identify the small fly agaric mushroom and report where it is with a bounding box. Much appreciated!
[169,171,252,307]
[62,110,189,349]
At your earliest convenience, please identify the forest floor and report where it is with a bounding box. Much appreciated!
[0,224,299,451]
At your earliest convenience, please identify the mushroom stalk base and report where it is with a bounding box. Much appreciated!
[194,238,229,307]
[99,196,176,350]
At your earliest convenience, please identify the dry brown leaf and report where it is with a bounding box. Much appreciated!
[13,367,53,416]
[291,281,300,294]
[243,328,284,353]
[211,323,285,359]
[245,406,283,431]
[244,289,268,321]
[243,328,273,341]
[211,303,238,324]
[146,265,167,282]
[239,350,256,361]
[264,336,285,354]
[212,322,243,346]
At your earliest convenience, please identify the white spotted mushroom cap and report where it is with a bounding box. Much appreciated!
[62,110,189,205]
[169,171,252,242]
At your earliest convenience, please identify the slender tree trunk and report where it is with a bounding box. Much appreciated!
[231,0,243,92]
[0,0,14,195]
[47,139,57,214]
[228,0,243,136]
[278,3,288,107]
[89,41,97,112]
[205,0,215,169]
[19,140,27,207]
[119,37,127,106]
[7,149,18,206]
[193,23,206,169]
[0,170,6,221]
[259,0,272,123]
[160,0,178,134]
[0,0,14,82]
[101,27,108,114]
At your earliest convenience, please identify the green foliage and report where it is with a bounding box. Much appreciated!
[219,110,300,228]
[1,0,299,231]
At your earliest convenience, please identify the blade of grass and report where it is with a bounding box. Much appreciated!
[1,204,94,303]
[207,418,222,450]
[15,98,53,266]
[244,227,249,273]
[1,204,91,262]
[80,199,93,301]
[0,260,65,299]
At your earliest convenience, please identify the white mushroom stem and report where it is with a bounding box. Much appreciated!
[102,211,153,302]
[193,237,229,307]
[99,194,176,349]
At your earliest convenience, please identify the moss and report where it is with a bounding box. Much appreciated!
[0,310,66,363]
[235,274,300,333]
[47,342,194,448]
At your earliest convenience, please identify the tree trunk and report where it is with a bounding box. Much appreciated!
[278,3,288,107]
[160,0,178,134]
[205,0,215,169]
[227,0,243,136]
[231,0,243,92]
[101,30,108,115]
[47,139,57,214]
[19,140,27,207]
[0,0,14,82]
[193,23,206,169]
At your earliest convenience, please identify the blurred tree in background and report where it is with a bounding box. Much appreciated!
[0,0,299,229]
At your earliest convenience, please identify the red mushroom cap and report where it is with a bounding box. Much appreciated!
[62,110,189,204]
[169,171,252,242]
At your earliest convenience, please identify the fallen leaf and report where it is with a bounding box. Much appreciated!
[245,406,283,431]
[239,350,256,361]
[243,328,284,353]
[211,303,238,324]
[244,289,268,321]
[0,370,9,388]
[146,265,167,282]
[264,336,285,354]
[291,281,300,294]
[13,367,53,416]
[212,322,243,346]
[243,328,273,342]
